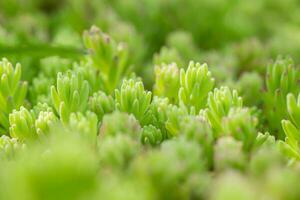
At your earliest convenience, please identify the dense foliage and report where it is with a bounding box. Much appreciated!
[1,0,300,199]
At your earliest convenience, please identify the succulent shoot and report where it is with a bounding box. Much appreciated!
[83,26,131,94]
[153,63,180,103]
[264,57,300,139]
[0,58,27,134]
[115,79,151,122]
[51,70,89,123]
[179,61,215,113]
[206,86,243,137]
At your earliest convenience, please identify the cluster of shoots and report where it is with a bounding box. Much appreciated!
[1,26,300,199]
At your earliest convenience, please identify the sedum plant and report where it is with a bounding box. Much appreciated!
[254,132,276,150]
[32,102,54,116]
[179,61,215,113]
[73,63,103,94]
[0,135,24,159]
[35,110,59,137]
[9,106,36,141]
[0,58,27,134]
[153,63,180,103]
[51,70,89,123]
[222,108,258,151]
[264,57,300,139]
[83,26,131,94]
[88,91,115,121]
[141,125,163,146]
[165,104,189,137]
[206,86,243,137]
[115,79,151,122]
[278,93,300,161]
[286,93,300,129]
[142,96,169,130]
[278,120,300,161]
[29,57,72,105]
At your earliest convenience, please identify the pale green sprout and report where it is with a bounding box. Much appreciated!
[29,56,72,105]
[264,57,299,138]
[266,58,297,98]
[9,105,58,141]
[73,62,103,94]
[35,110,59,136]
[165,105,189,137]
[179,61,215,113]
[278,93,300,161]
[153,63,180,103]
[254,132,276,150]
[286,93,300,128]
[32,102,53,116]
[206,86,243,137]
[9,106,36,141]
[222,108,258,151]
[83,26,131,94]
[141,125,163,146]
[0,58,27,134]
[51,70,89,123]
[278,93,300,160]
[115,79,151,121]
[142,97,169,132]
[141,97,169,143]
[0,135,24,159]
[88,91,115,121]
[278,120,300,160]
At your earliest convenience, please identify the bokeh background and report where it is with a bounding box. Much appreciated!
[1,0,300,86]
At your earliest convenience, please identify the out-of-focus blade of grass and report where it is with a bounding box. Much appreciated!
[0,44,85,58]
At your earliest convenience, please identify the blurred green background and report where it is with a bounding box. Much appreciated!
[1,0,300,84]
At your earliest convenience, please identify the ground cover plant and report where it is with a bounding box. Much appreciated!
[1,0,300,199]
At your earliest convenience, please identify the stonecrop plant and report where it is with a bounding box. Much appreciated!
[83,26,131,94]
[264,57,300,139]
[0,59,27,134]
[279,93,300,161]
[2,0,300,199]
[153,63,180,103]
[179,61,215,113]
[51,70,89,123]
[115,79,151,122]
